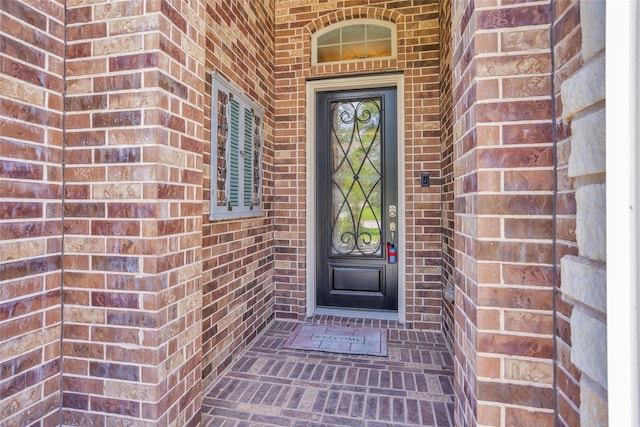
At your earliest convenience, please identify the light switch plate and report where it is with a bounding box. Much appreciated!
[421,172,430,187]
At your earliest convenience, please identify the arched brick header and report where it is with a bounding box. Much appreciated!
[304,7,404,35]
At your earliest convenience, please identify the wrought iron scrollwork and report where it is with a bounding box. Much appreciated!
[330,97,383,257]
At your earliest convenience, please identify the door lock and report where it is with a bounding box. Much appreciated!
[388,205,397,218]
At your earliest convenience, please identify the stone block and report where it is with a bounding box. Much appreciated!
[570,308,607,388]
[580,0,606,61]
[561,54,605,118]
[568,107,605,177]
[575,184,606,262]
[504,358,554,384]
[561,255,606,314]
[580,379,608,427]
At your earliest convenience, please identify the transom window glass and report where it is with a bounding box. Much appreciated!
[313,20,396,65]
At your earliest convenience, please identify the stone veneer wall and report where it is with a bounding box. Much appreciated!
[555,0,607,425]
[200,0,276,391]
[0,1,65,425]
[62,1,206,425]
[273,1,443,330]
[439,0,455,349]
[451,0,559,424]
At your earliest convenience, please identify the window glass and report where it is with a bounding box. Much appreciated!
[318,46,341,63]
[314,22,395,64]
[341,25,365,43]
[318,31,340,46]
[342,42,367,61]
[367,40,392,58]
[367,25,391,40]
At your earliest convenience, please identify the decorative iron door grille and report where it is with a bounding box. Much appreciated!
[330,98,383,257]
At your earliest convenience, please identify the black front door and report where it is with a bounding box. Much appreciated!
[316,88,398,311]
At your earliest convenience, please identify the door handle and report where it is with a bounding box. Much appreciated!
[388,205,397,242]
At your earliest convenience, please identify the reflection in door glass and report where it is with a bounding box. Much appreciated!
[330,98,383,256]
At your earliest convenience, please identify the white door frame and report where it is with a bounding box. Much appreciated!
[305,74,406,322]
[606,1,638,425]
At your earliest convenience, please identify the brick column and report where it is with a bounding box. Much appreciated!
[439,0,455,349]
[452,1,556,425]
[0,1,65,425]
[63,1,205,425]
[557,0,607,424]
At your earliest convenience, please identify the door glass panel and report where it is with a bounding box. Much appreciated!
[330,97,383,257]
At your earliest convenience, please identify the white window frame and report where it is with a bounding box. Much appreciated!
[210,72,264,220]
[312,19,397,66]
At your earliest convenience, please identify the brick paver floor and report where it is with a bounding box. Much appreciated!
[202,316,455,426]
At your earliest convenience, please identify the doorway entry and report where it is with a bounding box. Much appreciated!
[315,87,398,311]
[306,74,405,320]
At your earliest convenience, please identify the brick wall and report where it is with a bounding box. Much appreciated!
[439,0,454,349]
[451,0,558,425]
[552,2,582,423]
[200,0,276,392]
[273,1,443,330]
[554,1,607,425]
[62,1,206,425]
[450,0,476,423]
[0,1,65,425]
[0,1,610,426]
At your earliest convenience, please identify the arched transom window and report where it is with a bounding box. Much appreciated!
[312,19,397,65]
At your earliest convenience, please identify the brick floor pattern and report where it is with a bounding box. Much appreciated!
[202,316,455,426]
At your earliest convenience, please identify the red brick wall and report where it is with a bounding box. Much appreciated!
[62,1,205,425]
[273,1,443,330]
[0,1,65,425]
[450,0,477,423]
[0,1,601,426]
[439,0,454,349]
[451,0,559,425]
[552,1,582,425]
[201,0,276,391]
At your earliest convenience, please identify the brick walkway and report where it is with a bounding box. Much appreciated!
[202,317,455,426]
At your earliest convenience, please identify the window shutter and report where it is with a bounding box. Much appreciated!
[228,97,241,208]
[243,108,254,208]
[210,72,264,220]
[252,114,262,208]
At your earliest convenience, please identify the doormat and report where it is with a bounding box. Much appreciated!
[283,324,387,357]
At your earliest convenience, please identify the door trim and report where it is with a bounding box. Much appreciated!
[306,74,405,322]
